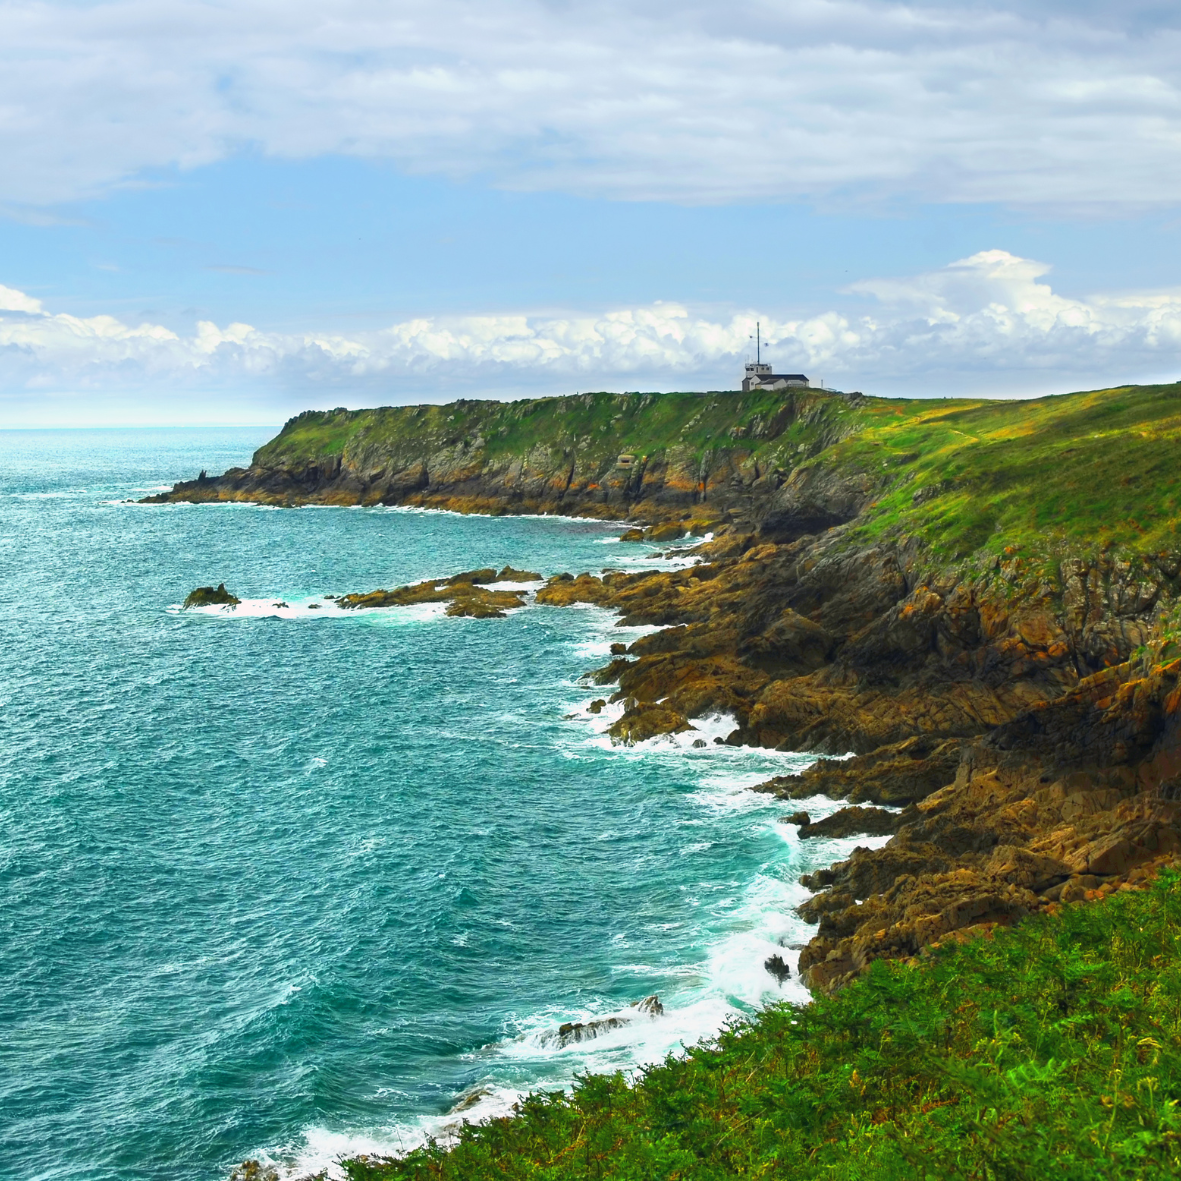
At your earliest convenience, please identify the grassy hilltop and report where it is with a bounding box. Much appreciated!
[823,384,1181,561]
[228,382,1181,564]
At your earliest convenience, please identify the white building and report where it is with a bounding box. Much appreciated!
[742,362,810,392]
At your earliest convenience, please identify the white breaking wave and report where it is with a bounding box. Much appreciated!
[252,561,870,1181]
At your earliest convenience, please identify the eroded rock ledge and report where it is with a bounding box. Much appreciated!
[518,527,1181,988]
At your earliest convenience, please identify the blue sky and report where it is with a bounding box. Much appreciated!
[3,0,1181,426]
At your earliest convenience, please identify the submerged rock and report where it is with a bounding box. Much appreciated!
[541,995,664,1048]
[547,1016,627,1047]
[764,954,792,984]
[449,1085,495,1114]
[182,583,240,609]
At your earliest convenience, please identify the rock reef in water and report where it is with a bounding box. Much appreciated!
[182,583,240,609]
[540,995,665,1049]
[337,567,530,619]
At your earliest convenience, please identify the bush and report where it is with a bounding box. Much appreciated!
[346,873,1181,1180]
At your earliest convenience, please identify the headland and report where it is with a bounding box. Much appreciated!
[154,382,1181,1176]
[155,382,1181,992]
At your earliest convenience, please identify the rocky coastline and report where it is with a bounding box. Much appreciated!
[164,383,1181,995]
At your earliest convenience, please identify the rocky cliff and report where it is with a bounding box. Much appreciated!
[153,382,1181,990]
[144,388,870,531]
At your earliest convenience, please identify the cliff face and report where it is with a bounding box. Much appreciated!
[153,382,1181,989]
[145,389,872,534]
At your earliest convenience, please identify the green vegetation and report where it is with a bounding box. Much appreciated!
[253,389,861,476]
[346,874,1181,1180]
[255,382,1181,565]
[824,384,1181,562]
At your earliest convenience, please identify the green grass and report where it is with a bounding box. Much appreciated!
[823,384,1181,561]
[344,874,1181,1181]
[253,383,1181,565]
[252,390,862,480]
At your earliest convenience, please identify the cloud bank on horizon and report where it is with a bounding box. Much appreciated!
[2,1,1180,422]
[3,252,1181,420]
[0,0,1179,209]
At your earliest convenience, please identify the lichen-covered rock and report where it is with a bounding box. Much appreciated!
[793,655,1181,992]
[337,571,526,617]
[496,565,543,582]
[607,702,694,745]
[794,806,902,840]
[182,583,240,608]
[756,737,963,807]
[535,573,615,607]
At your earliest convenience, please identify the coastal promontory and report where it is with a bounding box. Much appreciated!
[159,382,1181,994]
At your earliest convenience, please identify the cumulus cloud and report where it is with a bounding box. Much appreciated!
[1,1,1181,207]
[3,251,1181,416]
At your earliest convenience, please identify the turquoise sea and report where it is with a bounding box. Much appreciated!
[0,428,879,1181]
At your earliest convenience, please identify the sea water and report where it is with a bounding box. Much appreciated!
[0,428,881,1181]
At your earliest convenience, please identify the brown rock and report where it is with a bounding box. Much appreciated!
[496,565,543,581]
[607,702,694,745]
[182,582,241,608]
[647,521,686,542]
[796,806,901,840]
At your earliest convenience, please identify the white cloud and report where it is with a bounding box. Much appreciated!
[0,284,44,314]
[3,251,1181,419]
[1,1,1181,207]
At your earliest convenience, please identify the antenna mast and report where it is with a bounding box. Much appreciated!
[756,322,760,365]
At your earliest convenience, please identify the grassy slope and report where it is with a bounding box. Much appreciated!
[824,384,1181,562]
[347,874,1181,1181]
[253,389,861,472]
[254,384,1181,564]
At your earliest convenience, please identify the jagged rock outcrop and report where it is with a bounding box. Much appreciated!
[785,806,902,840]
[182,583,240,608]
[792,652,1181,993]
[337,568,530,618]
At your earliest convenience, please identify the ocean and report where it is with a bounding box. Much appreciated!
[0,428,880,1181]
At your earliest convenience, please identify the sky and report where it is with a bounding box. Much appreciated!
[4,0,1181,426]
